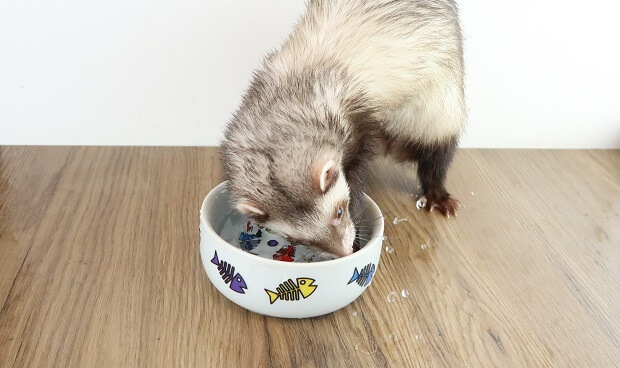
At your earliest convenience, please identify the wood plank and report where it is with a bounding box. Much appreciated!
[0,146,71,309]
[0,147,618,367]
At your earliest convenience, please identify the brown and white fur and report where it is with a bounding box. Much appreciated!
[220,0,466,258]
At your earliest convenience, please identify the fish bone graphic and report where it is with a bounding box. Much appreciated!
[264,278,317,304]
[211,250,247,294]
[348,263,376,287]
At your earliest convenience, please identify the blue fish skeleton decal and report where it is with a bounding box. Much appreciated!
[348,263,376,287]
[211,251,247,293]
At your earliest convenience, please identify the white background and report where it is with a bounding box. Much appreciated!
[1,1,619,148]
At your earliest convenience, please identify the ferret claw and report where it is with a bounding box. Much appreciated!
[419,193,460,218]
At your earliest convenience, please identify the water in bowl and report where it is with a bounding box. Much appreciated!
[215,208,372,263]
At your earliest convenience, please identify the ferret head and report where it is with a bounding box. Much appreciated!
[220,65,364,257]
[221,145,356,258]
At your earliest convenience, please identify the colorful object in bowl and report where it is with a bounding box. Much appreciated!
[217,211,340,263]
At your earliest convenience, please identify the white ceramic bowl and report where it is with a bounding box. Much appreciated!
[199,182,384,318]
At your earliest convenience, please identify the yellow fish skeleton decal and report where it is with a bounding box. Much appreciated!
[264,278,317,304]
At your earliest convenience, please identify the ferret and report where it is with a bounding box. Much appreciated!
[220,0,465,258]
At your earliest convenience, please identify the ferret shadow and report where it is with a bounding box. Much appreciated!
[366,156,421,195]
[363,157,442,260]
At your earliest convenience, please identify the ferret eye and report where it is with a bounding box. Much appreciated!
[336,207,343,219]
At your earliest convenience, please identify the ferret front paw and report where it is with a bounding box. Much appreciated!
[420,192,460,218]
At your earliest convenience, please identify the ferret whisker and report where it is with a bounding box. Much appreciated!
[354,217,382,226]
[352,202,376,221]
[355,211,392,224]
[369,235,411,242]
[351,198,400,221]
[354,233,374,240]
[355,208,396,224]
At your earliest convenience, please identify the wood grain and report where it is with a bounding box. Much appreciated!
[0,146,618,367]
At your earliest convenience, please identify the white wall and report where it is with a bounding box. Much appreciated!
[1,1,619,148]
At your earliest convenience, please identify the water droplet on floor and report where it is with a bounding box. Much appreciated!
[355,340,378,355]
[416,197,427,209]
[401,289,410,298]
[416,334,421,340]
[471,191,475,196]
[387,291,397,302]
[385,246,394,254]
[352,311,358,316]
[421,244,427,250]
[389,333,397,341]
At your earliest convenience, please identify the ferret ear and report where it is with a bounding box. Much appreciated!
[237,202,269,222]
[314,158,339,194]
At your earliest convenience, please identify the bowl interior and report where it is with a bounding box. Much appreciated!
[201,182,384,265]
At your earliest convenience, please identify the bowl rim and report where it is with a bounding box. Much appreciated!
[200,181,384,268]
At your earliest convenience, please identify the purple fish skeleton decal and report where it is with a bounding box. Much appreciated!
[211,250,247,293]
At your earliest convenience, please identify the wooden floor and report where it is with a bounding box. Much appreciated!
[0,147,618,367]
